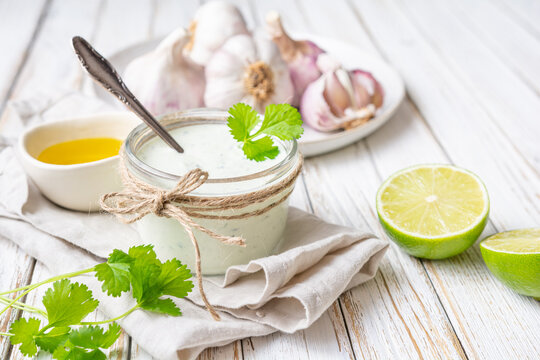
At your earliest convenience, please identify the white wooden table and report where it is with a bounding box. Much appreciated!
[1,0,539,359]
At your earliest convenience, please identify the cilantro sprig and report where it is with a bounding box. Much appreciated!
[0,245,193,359]
[227,103,303,161]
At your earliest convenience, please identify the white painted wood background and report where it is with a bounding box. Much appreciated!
[0,0,539,359]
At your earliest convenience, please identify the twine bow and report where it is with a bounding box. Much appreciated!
[101,163,245,321]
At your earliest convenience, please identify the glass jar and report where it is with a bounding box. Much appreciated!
[124,109,300,275]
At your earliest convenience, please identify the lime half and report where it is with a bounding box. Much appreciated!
[480,228,540,300]
[376,164,489,259]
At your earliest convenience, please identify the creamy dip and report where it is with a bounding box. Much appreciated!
[131,121,297,275]
[138,123,285,179]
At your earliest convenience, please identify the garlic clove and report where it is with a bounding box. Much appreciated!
[124,28,205,116]
[351,69,384,109]
[323,71,351,117]
[265,11,325,105]
[301,75,341,132]
[301,65,384,132]
[185,1,249,66]
[204,32,294,113]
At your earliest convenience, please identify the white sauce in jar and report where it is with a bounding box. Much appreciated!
[138,124,285,179]
[133,122,296,275]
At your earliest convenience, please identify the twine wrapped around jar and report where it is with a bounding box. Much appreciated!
[100,149,303,320]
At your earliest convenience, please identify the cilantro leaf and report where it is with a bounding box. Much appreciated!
[157,259,194,298]
[128,245,162,268]
[140,298,182,316]
[243,138,279,161]
[227,103,303,161]
[260,104,303,140]
[124,246,193,315]
[227,103,260,141]
[35,326,71,353]
[94,249,133,297]
[53,342,107,360]
[68,324,121,350]
[42,280,99,327]
[130,257,162,305]
[9,317,41,356]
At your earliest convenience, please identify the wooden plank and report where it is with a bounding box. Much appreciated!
[351,0,540,358]
[300,144,467,359]
[444,0,540,94]
[394,0,540,173]
[0,1,49,357]
[6,0,103,101]
[0,0,47,105]
[498,0,540,39]
[290,1,469,358]
[90,0,153,55]
[354,0,540,230]
[0,238,36,359]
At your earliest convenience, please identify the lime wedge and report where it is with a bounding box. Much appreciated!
[376,164,489,259]
[480,228,540,300]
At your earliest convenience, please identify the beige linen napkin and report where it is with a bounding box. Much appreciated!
[0,93,388,359]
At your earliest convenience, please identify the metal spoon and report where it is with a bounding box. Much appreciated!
[72,36,184,153]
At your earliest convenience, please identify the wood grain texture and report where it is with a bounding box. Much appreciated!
[0,0,47,106]
[352,0,540,358]
[0,238,35,359]
[5,0,103,101]
[402,0,540,173]
[1,0,539,359]
[446,0,540,94]
[0,1,49,358]
[293,1,468,358]
[498,0,540,39]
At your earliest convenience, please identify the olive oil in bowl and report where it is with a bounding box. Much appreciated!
[37,138,123,165]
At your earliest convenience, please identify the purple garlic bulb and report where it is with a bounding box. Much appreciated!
[266,11,325,106]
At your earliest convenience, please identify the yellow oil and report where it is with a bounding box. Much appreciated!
[37,137,123,165]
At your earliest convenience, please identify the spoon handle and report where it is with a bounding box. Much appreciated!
[72,36,184,153]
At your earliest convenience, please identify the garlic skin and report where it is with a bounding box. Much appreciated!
[185,1,249,66]
[266,11,325,105]
[123,28,205,116]
[301,59,384,132]
[204,32,294,112]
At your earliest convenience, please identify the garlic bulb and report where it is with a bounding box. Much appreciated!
[204,32,294,112]
[123,28,205,116]
[184,1,249,66]
[301,56,384,131]
[266,11,325,105]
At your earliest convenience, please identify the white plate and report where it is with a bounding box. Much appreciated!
[92,35,405,157]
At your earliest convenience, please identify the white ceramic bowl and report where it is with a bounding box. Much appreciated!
[18,112,140,212]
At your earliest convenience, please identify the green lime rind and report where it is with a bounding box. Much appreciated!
[480,230,540,300]
[378,209,488,259]
[376,164,490,260]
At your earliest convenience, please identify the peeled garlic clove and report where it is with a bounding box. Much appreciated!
[301,66,384,132]
[351,69,384,109]
[266,11,325,105]
[204,32,294,113]
[185,1,249,66]
[124,28,205,116]
[323,71,351,117]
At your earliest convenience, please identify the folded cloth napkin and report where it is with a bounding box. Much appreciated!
[0,92,388,359]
